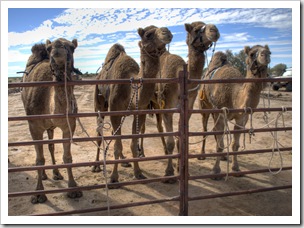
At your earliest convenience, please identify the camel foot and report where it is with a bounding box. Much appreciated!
[197,156,206,160]
[121,162,132,168]
[53,171,64,180]
[232,169,244,177]
[67,191,83,199]
[108,179,120,189]
[31,194,47,204]
[91,165,102,173]
[220,156,227,161]
[134,173,147,180]
[211,176,223,181]
[162,175,177,184]
[234,172,245,177]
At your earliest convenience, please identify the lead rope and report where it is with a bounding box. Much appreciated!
[96,111,111,215]
[131,77,143,157]
[268,107,287,175]
[63,60,74,144]
[220,107,232,181]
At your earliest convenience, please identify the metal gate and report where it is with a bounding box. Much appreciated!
[7,67,292,216]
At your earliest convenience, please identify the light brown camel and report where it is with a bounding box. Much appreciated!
[93,26,173,184]
[146,21,220,182]
[198,45,271,178]
[21,38,82,203]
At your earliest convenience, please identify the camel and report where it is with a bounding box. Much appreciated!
[21,38,82,203]
[147,21,220,181]
[198,45,271,178]
[93,26,173,184]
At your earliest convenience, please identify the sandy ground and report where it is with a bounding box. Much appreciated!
[7,82,292,217]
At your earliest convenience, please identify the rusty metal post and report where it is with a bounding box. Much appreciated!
[179,64,189,216]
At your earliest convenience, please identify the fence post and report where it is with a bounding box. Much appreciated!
[179,64,189,216]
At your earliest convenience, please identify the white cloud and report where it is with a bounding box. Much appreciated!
[6,7,293,76]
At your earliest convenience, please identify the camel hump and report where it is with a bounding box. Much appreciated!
[103,43,126,64]
[26,43,49,67]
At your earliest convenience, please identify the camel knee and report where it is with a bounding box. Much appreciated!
[166,137,175,154]
[36,158,45,166]
[232,141,240,151]
[63,155,72,164]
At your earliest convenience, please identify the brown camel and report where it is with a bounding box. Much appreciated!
[198,45,271,178]
[93,26,173,184]
[147,21,220,181]
[21,38,82,203]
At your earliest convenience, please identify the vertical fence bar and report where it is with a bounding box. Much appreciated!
[179,64,189,216]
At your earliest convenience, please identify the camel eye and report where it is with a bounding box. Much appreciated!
[145,31,154,40]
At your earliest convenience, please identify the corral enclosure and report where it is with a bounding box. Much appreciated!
[7,75,293,221]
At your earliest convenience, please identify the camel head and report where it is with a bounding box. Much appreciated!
[46,38,78,81]
[245,45,271,77]
[208,51,228,71]
[137,25,173,58]
[185,21,220,53]
[26,43,49,67]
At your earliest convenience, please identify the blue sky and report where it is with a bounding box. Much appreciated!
[4,3,296,77]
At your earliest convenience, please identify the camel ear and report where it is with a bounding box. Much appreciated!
[264,44,269,51]
[45,39,51,50]
[138,28,145,38]
[72,39,78,49]
[184,23,193,33]
[244,46,250,55]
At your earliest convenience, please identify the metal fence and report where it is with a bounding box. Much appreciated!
[8,69,292,216]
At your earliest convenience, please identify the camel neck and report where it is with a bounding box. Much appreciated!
[137,50,160,108]
[188,47,205,79]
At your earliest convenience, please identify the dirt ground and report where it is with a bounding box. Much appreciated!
[7,81,293,218]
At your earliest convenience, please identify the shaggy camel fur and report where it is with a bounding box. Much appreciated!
[93,26,173,183]
[147,21,220,182]
[198,45,271,177]
[21,38,82,203]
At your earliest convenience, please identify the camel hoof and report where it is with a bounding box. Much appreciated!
[220,156,227,161]
[134,173,147,180]
[121,162,132,168]
[108,179,120,189]
[67,191,83,199]
[197,156,206,160]
[91,165,102,173]
[234,173,245,177]
[31,194,47,204]
[53,172,64,180]
[162,176,177,184]
[211,176,223,181]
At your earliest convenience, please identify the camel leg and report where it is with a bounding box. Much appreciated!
[130,114,147,180]
[108,115,124,184]
[138,114,146,158]
[62,129,82,199]
[47,129,63,180]
[92,130,102,172]
[231,117,247,177]
[29,126,47,204]
[198,113,210,160]
[211,114,225,180]
[161,113,176,184]
[156,113,167,154]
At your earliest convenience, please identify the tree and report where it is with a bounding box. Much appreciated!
[270,63,287,76]
[225,49,246,76]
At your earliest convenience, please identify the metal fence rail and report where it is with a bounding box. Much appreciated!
[8,69,292,216]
